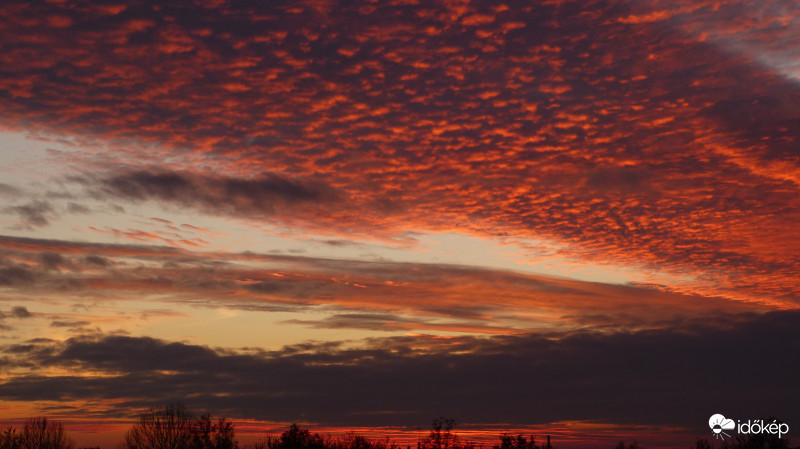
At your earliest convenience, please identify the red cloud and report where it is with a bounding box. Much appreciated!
[0,0,798,308]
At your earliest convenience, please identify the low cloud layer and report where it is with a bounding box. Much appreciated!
[2,310,799,430]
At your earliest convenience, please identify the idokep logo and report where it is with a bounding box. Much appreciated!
[709,414,789,440]
[709,414,736,439]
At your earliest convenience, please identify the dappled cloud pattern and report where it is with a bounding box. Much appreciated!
[0,0,799,306]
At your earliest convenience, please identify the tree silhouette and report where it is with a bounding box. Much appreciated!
[694,438,711,449]
[123,404,237,449]
[498,434,538,449]
[614,441,639,449]
[269,424,328,449]
[250,426,397,449]
[422,419,460,449]
[0,427,19,449]
[124,404,195,449]
[334,432,393,449]
[191,415,237,449]
[694,436,788,449]
[17,418,74,449]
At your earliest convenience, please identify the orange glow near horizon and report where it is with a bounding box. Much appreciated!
[0,416,696,449]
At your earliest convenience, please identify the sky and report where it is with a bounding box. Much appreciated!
[0,0,799,448]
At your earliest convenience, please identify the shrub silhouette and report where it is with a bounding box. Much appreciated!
[332,432,394,449]
[250,426,400,449]
[16,413,772,449]
[0,418,75,449]
[192,414,237,449]
[723,432,791,449]
[124,403,195,449]
[267,424,328,449]
[422,419,460,449]
[614,441,639,449]
[693,433,790,449]
[123,404,237,449]
[23,418,74,449]
[0,427,19,449]
[497,434,539,449]
[695,433,792,449]
[695,438,712,449]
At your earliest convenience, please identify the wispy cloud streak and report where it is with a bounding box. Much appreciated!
[0,235,766,334]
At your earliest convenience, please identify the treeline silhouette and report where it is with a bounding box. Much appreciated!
[249,418,551,449]
[0,405,792,449]
[0,418,73,449]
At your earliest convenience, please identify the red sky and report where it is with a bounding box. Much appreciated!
[0,0,799,448]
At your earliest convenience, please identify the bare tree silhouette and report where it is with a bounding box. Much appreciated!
[422,419,462,449]
[0,427,19,449]
[124,404,195,449]
[497,434,539,449]
[192,415,237,449]
[334,432,394,449]
[695,438,712,449]
[123,404,237,449]
[614,441,639,449]
[268,424,328,449]
[17,418,74,449]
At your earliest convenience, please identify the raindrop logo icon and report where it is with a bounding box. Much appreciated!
[710,414,736,439]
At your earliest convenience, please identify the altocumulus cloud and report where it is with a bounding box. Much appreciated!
[2,0,800,305]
